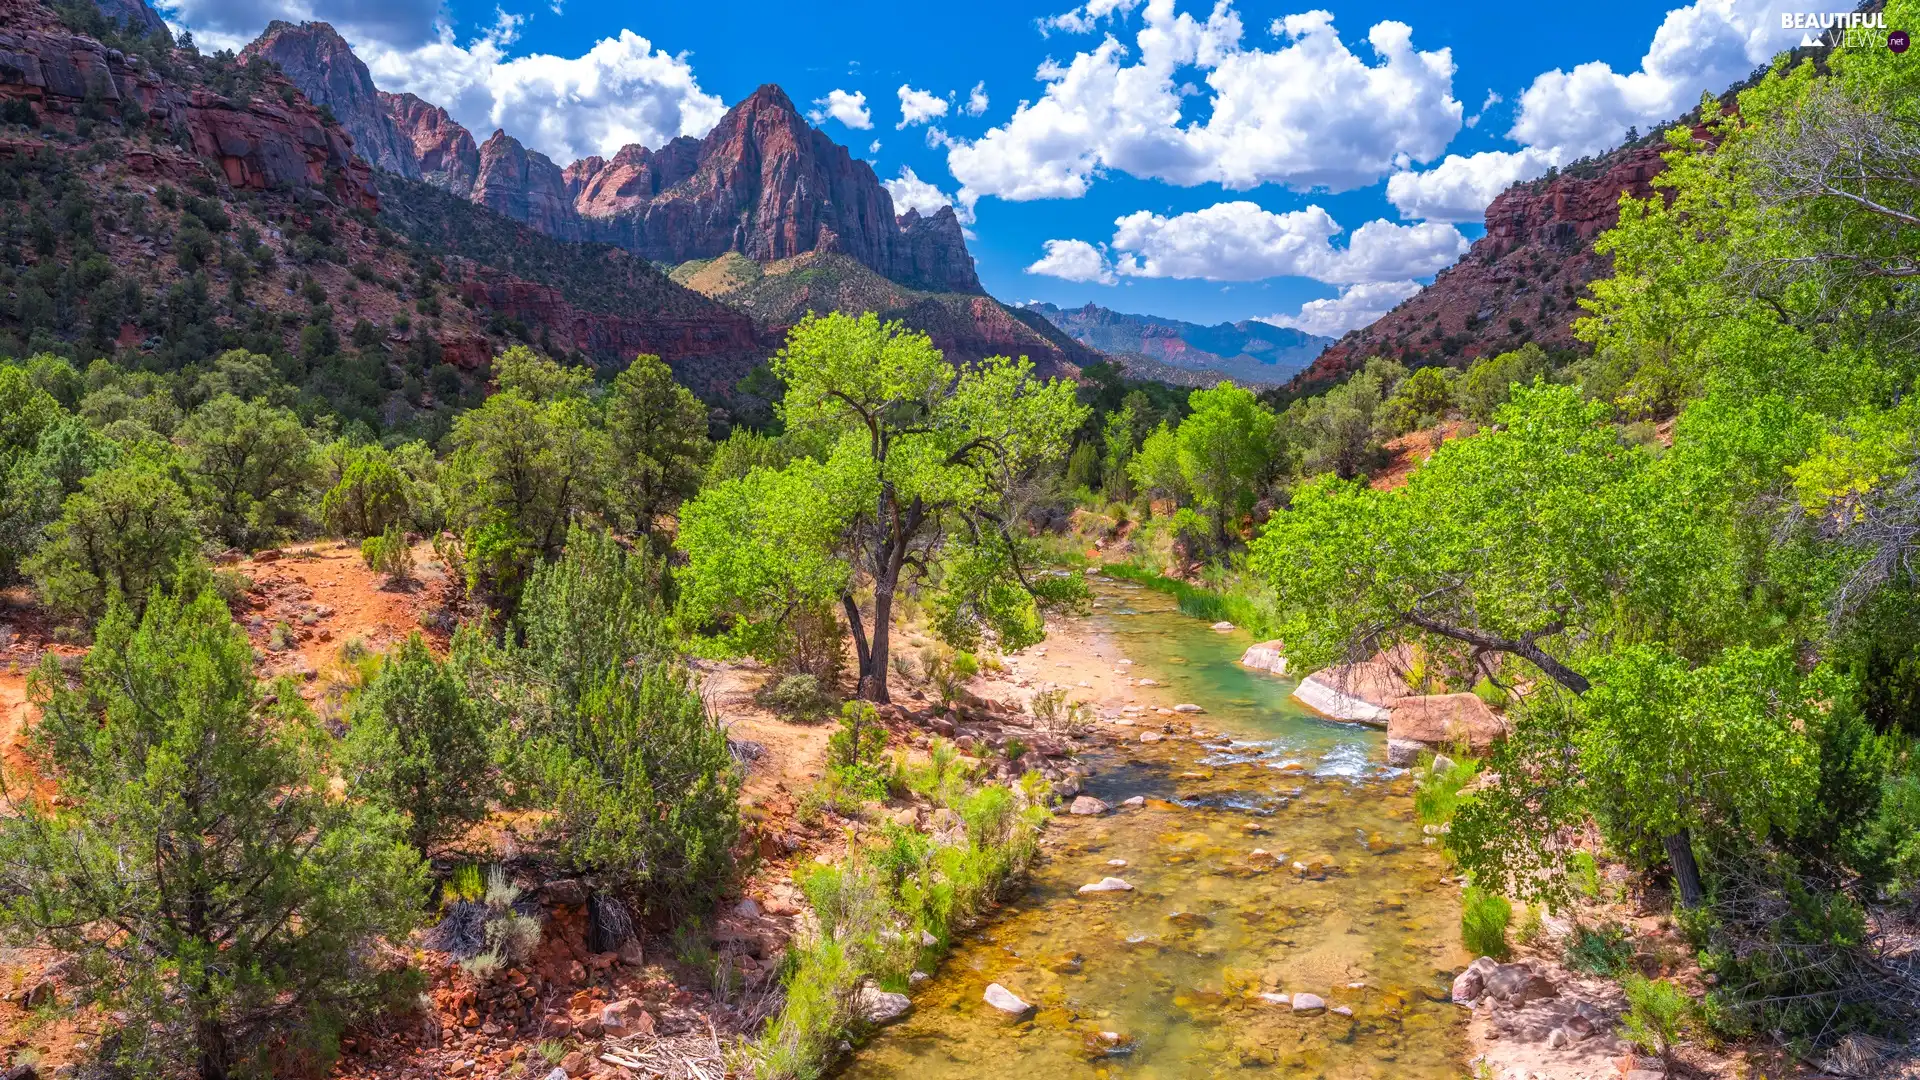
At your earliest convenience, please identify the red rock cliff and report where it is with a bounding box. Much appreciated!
[240,21,420,180]
[471,129,580,240]
[381,91,478,196]
[1290,141,1673,395]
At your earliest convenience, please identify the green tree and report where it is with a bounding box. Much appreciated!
[0,586,423,1080]
[444,348,608,601]
[1457,344,1547,423]
[488,528,739,912]
[320,444,410,539]
[1381,365,1455,433]
[1128,420,1184,507]
[766,312,1088,701]
[1173,381,1277,540]
[177,394,315,550]
[604,353,710,544]
[27,455,200,619]
[1281,366,1386,480]
[343,631,496,855]
[1100,396,1142,501]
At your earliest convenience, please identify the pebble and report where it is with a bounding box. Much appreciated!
[984,983,1034,1016]
[1108,858,1128,867]
[1173,703,1204,714]
[1122,796,1146,807]
[1141,732,1164,743]
[1078,876,1135,894]
[1211,621,1235,630]
[1290,993,1326,1013]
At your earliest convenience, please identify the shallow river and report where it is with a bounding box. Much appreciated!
[840,577,1471,1079]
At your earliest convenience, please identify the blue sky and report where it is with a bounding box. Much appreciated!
[163,0,1829,332]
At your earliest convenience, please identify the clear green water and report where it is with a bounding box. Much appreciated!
[840,579,1471,1079]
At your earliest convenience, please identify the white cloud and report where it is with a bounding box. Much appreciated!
[1040,0,1142,35]
[948,0,1461,209]
[868,139,881,154]
[1509,0,1803,159]
[159,0,446,50]
[809,88,872,130]
[1083,201,1466,283]
[883,167,957,217]
[964,81,989,116]
[1257,280,1422,336]
[1385,147,1556,222]
[1026,239,1117,285]
[358,24,725,166]
[1464,88,1501,128]
[896,84,948,128]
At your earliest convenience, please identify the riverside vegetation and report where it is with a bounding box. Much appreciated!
[1047,8,1920,1061]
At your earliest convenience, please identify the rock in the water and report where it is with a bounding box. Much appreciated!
[1290,993,1326,1013]
[1122,796,1146,807]
[1330,1005,1353,1017]
[1211,621,1235,630]
[1173,703,1204,714]
[1078,877,1134,894]
[1239,640,1289,676]
[1257,992,1291,1005]
[1068,795,1110,815]
[1140,732,1164,743]
[984,983,1033,1017]
[856,984,913,1026]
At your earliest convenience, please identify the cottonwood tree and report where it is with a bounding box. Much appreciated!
[692,313,1087,701]
[0,586,423,1079]
[1173,381,1277,540]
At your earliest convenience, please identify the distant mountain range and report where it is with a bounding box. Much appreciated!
[1022,303,1330,387]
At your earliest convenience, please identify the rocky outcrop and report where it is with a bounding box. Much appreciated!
[472,130,579,240]
[1385,692,1508,765]
[1291,656,1413,727]
[1290,140,1676,395]
[0,8,375,208]
[381,92,477,196]
[91,0,166,37]
[1239,640,1288,676]
[241,21,420,179]
[894,206,979,293]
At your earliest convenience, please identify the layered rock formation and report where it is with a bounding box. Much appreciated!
[472,129,576,239]
[1289,141,1674,395]
[0,1,375,208]
[381,91,477,196]
[1030,301,1330,387]
[241,21,420,179]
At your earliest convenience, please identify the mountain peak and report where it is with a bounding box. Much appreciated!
[242,20,421,179]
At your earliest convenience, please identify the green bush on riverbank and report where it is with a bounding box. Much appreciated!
[746,773,1052,1079]
[1094,563,1278,638]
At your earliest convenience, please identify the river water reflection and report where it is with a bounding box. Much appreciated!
[839,578,1471,1079]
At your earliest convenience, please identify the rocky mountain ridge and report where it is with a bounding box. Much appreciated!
[1025,301,1330,387]
[246,23,981,295]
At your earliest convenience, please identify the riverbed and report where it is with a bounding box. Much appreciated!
[840,576,1471,1079]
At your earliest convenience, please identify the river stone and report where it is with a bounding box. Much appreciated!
[1485,962,1557,1004]
[1290,993,1326,1013]
[1122,796,1146,807]
[1257,992,1291,1005]
[1108,858,1128,867]
[1140,732,1164,743]
[1078,876,1134,894]
[1068,795,1110,816]
[1451,956,1500,1003]
[1173,703,1205,713]
[1331,1005,1353,1017]
[984,983,1034,1017]
[856,984,912,1026]
[1211,621,1235,630]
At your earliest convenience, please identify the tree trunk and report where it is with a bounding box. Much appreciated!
[860,577,894,703]
[1663,829,1705,908]
[193,995,230,1080]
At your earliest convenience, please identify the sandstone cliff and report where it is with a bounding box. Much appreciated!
[472,129,577,240]
[240,21,420,179]
[381,91,478,196]
[0,0,376,208]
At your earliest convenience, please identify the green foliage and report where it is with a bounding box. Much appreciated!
[343,631,496,855]
[1620,975,1690,1072]
[1413,755,1479,828]
[489,526,739,914]
[827,701,891,803]
[26,454,199,619]
[1565,921,1635,976]
[1173,381,1277,539]
[1457,344,1547,423]
[1460,886,1512,960]
[359,522,415,583]
[1381,365,1455,433]
[321,444,410,539]
[177,393,316,550]
[762,673,836,721]
[1278,364,1388,480]
[605,353,711,542]
[0,586,424,1078]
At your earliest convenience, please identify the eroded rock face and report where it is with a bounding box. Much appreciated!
[472,130,579,240]
[241,21,421,179]
[381,91,478,195]
[0,9,376,208]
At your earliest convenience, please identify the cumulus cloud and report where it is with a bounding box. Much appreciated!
[1034,201,1464,284]
[964,81,989,116]
[1040,0,1142,35]
[1384,147,1557,222]
[948,0,1461,209]
[896,84,948,128]
[1026,239,1117,285]
[359,25,725,166]
[158,0,446,50]
[1257,280,1423,337]
[810,88,873,130]
[883,167,958,217]
[1510,0,1805,158]
[1464,88,1501,128]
